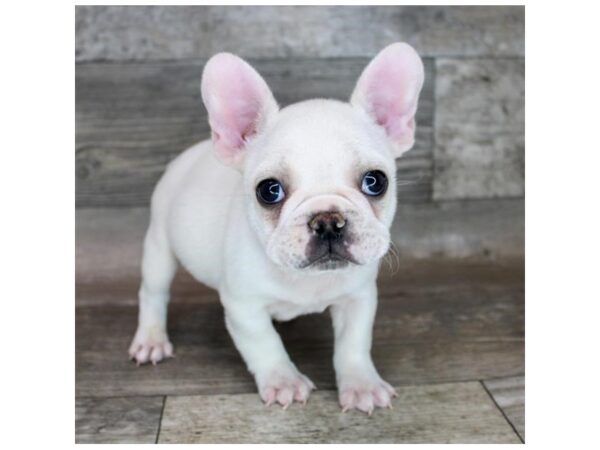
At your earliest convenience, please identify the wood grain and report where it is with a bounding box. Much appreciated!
[392,198,524,259]
[75,396,164,443]
[76,262,523,397]
[158,383,521,443]
[484,376,525,441]
[76,6,524,61]
[76,58,434,207]
[434,58,525,200]
[75,200,524,284]
[75,261,523,443]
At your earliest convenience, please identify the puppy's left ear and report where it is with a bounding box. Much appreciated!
[351,43,425,158]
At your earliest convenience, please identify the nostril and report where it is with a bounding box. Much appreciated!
[314,221,326,236]
[308,212,346,242]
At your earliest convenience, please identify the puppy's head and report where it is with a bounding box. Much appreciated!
[201,43,424,271]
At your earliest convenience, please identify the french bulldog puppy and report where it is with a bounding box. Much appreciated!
[129,43,424,414]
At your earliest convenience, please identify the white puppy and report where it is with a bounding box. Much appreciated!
[129,43,425,414]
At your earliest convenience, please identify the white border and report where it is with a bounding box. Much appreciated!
[5,0,600,448]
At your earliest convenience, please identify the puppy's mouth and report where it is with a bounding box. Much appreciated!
[300,244,358,271]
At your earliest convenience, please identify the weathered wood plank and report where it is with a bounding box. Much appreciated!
[434,58,525,200]
[484,376,525,441]
[76,257,525,306]
[75,396,164,443]
[76,58,434,207]
[76,261,523,397]
[76,6,524,61]
[392,198,524,259]
[75,200,524,283]
[158,383,520,443]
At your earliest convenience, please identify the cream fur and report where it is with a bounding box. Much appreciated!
[129,43,425,414]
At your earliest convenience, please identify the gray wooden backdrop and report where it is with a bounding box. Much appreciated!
[75,5,524,259]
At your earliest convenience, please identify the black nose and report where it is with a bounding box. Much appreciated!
[308,211,346,241]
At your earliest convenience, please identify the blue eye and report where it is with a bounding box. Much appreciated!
[256,179,286,205]
[361,171,388,197]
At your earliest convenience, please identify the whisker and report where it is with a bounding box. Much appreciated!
[385,241,400,275]
[382,252,393,272]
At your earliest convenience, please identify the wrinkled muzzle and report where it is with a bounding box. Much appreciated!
[265,195,391,270]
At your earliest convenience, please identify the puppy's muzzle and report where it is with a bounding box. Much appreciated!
[308,211,346,242]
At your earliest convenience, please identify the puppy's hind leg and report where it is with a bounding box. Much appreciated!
[129,222,177,365]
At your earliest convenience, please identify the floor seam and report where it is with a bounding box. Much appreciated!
[155,395,167,444]
[480,380,524,443]
[75,375,526,400]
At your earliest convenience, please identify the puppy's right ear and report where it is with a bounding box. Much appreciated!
[201,53,278,168]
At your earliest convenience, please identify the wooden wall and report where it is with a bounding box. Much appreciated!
[76,5,524,209]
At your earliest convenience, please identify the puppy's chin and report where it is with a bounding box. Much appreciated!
[273,254,354,273]
[300,253,354,271]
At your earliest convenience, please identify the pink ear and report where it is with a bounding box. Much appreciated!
[201,53,278,166]
[351,43,425,157]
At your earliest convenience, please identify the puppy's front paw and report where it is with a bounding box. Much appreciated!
[338,370,397,414]
[128,326,174,366]
[256,363,316,409]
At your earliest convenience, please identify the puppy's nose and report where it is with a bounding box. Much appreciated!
[308,211,346,241]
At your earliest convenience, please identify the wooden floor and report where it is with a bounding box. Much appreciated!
[75,260,524,443]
